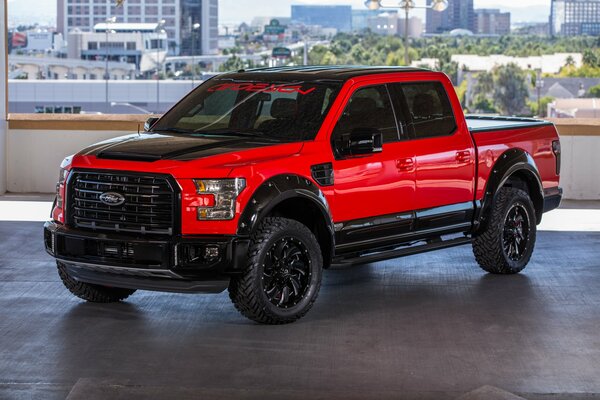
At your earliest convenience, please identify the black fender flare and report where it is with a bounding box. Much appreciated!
[237,174,335,262]
[475,148,544,231]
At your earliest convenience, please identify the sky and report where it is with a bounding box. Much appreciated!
[6,0,552,27]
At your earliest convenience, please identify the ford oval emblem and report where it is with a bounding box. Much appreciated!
[99,192,126,206]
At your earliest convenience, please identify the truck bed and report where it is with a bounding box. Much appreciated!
[466,115,552,133]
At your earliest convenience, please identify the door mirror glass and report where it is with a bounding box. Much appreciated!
[144,117,159,131]
[339,128,383,157]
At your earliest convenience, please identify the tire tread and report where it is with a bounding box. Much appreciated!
[57,262,136,303]
[228,217,322,324]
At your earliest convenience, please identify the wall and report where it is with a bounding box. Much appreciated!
[3,115,600,199]
[8,79,196,114]
[548,118,600,200]
[1,0,7,193]
[6,114,149,193]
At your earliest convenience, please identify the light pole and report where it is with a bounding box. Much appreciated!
[365,0,448,66]
[191,23,201,87]
[155,19,166,113]
[104,16,116,111]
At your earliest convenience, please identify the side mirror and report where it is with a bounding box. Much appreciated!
[144,117,159,131]
[339,128,383,157]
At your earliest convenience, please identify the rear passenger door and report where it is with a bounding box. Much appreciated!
[330,84,417,248]
[390,81,476,232]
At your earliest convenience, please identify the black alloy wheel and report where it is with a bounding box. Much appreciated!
[263,236,312,309]
[502,203,531,261]
[472,187,537,274]
[228,217,323,324]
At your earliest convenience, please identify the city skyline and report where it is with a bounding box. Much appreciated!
[8,0,552,27]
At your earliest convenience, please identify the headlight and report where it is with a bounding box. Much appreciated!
[56,156,72,209]
[193,178,246,220]
[56,167,68,208]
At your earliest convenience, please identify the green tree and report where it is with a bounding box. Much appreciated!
[218,56,254,72]
[587,84,600,98]
[473,71,494,97]
[528,96,555,117]
[493,64,530,116]
[564,55,576,67]
[472,97,498,114]
[582,50,599,67]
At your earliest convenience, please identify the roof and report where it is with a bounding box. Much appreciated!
[219,65,430,82]
[540,78,600,99]
[93,23,160,33]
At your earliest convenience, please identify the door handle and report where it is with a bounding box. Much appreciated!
[455,150,471,163]
[396,158,414,172]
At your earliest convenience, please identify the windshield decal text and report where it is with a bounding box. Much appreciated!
[208,83,316,95]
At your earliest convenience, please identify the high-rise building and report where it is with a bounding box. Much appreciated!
[426,0,474,34]
[365,12,423,38]
[291,5,352,33]
[352,9,380,32]
[56,0,218,55]
[550,0,600,36]
[474,9,511,35]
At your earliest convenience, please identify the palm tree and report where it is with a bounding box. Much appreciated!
[564,55,576,68]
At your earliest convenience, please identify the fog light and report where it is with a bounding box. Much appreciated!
[204,246,220,261]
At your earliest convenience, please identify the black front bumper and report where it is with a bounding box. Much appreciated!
[44,221,249,294]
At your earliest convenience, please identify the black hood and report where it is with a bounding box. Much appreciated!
[78,133,279,162]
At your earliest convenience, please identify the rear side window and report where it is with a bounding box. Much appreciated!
[397,82,457,139]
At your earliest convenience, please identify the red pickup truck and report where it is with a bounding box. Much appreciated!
[44,66,562,324]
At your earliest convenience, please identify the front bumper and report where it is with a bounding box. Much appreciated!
[44,221,249,294]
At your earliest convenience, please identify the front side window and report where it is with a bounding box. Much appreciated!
[152,79,341,142]
[331,84,399,144]
[396,82,457,139]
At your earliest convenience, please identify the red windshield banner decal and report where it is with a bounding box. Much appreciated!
[208,83,317,95]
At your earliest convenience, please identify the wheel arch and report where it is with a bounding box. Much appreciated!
[237,174,335,268]
[476,148,544,232]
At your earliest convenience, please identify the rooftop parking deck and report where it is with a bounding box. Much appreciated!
[0,197,599,400]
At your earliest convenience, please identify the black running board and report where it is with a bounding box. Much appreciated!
[332,236,472,266]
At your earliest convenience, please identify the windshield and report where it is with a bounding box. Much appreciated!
[152,78,342,141]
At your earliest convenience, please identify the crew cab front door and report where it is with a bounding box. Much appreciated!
[330,84,417,250]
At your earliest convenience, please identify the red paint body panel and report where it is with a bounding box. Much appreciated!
[473,124,560,200]
[56,70,561,237]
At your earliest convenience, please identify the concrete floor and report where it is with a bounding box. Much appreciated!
[1,220,600,400]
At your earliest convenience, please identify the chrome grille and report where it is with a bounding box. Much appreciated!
[69,171,175,235]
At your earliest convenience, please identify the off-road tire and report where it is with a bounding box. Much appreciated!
[57,262,136,302]
[228,217,323,324]
[473,187,537,274]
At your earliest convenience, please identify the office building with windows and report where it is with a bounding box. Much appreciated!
[291,5,353,33]
[56,0,218,55]
[426,0,474,33]
[550,0,600,36]
[474,9,511,35]
[67,22,168,73]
